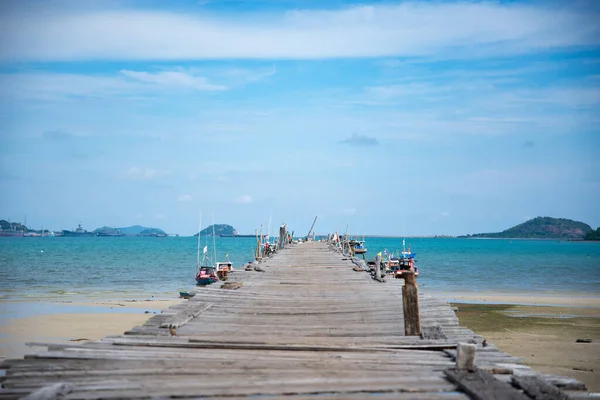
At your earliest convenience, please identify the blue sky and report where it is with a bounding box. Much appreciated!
[0,0,598,236]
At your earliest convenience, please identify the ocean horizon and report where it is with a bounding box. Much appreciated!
[0,236,598,303]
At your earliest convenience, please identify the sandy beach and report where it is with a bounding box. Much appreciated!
[0,298,183,360]
[1,293,598,393]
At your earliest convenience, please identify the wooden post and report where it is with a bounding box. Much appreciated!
[375,254,381,280]
[456,343,476,370]
[278,224,286,250]
[401,271,421,336]
[255,229,260,261]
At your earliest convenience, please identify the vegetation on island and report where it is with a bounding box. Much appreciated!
[0,220,29,232]
[94,226,122,234]
[118,225,155,235]
[460,217,592,240]
[138,228,167,236]
[196,224,237,236]
[584,227,600,241]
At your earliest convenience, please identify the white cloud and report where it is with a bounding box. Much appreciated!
[440,212,450,217]
[121,70,226,91]
[0,69,226,101]
[177,194,192,202]
[155,213,167,220]
[342,208,356,216]
[125,167,171,180]
[0,3,597,61]
[235,195,253,204]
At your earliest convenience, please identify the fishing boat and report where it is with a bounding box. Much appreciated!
[350,239,367,255]
[194,213,219,286]
[216,256,233,280]
[196,265,218,285]
[387,242,419,279]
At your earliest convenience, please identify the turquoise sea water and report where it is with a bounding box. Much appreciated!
[0,237,599,301]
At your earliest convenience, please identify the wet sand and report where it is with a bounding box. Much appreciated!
[453,303,600,392]
[0,299,183,360]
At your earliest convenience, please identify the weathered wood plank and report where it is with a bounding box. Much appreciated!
[444,368,530,400]
[512,375,572,400]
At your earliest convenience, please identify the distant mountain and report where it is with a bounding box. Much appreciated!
[461,217,592,240]
[118,225,164,235]
[195,224,237,236]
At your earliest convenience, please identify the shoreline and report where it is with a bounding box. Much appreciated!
[1,292,599,392]
[424,290,600,308]
[0,297,184,360]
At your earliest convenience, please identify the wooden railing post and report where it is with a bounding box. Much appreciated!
[278,224,286,250]
[401,271,421,336]
[375,254,381,280]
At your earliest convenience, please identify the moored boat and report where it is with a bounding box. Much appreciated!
[62,223,95,237]
[216,256,233,280]
[196,266,218,285]
[350,239,367,255]
[386,244,419,279]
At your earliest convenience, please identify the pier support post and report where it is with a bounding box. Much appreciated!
[278,224,286,250]
[456,343,476,370]
[375,254,381,280]
[401,271,421,336]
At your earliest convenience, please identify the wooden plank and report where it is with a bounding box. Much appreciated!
[21,383,72,400]
[421,324,447,340]
[511,375,571,400]
[444,368,530,400]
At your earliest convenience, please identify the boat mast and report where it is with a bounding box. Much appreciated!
[212,213,217,268]
[267,214,272,243]
[197,211,202,268]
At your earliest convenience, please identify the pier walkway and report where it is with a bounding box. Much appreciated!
[0,242,591,399]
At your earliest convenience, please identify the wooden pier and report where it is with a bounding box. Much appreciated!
[0,242,591,399]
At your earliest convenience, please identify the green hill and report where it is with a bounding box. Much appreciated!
[139,228,166,236]
[0,220,29,232]
[118,225,164,235]
[584,227,600,241]
[195,224,236,236]
[463,217,592,240]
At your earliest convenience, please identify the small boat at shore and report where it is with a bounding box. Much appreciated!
[350,239,367,255]
[216,255,233,280]
[196,266,218,285]
[194,213,219,286]
[386,243,419,279]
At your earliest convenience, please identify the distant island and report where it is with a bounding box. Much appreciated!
[117,225,166,236]
[460,217,593,240]
[0,220,171,237]
[584,227,600,241]
[195,224,237,237]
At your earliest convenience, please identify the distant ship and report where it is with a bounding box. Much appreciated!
[62,223,95,237]
[220,234,255,238]
[96,229,125,237]
[94,226,125,237]
[0,230,24,237]
[220,233,268,238]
